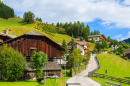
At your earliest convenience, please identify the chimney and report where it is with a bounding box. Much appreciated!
[3,30,8,35]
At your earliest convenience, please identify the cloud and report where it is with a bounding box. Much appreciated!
[106,26,114,29]
[118,31,130,41]
[123,0,130,5]
[114,34,122,39]
[1,0,130,28]
[101,21,111,26]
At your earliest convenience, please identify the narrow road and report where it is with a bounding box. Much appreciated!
[67,54,101,86]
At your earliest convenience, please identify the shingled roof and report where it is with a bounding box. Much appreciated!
[25,62,62,71]
[0,32,17,38]
[125,49,130,54]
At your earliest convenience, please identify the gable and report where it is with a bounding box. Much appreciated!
[0,32,64,60]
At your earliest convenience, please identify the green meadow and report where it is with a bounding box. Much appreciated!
[91,53,130,86]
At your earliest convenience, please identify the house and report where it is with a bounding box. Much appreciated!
[58,41,89,56]
[125,49,130,59]
[0,30,17,43]
[88,34,107,42]
[0,31,64,80]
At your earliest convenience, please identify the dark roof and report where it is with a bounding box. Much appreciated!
[25,62,62,71]
[125,49,130,54]
[25,31,44,36]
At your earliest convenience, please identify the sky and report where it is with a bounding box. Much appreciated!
[1,0,130,41]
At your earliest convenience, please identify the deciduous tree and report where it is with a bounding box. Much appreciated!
[0,45,26,81]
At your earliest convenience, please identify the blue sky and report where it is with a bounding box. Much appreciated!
[85,19,130,41]
[1,0,130,41]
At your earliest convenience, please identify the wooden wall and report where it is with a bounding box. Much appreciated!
[7,35,62,61]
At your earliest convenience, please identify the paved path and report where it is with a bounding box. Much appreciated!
[67,54,101,86]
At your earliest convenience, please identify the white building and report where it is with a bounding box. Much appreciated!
[88,34,107,43]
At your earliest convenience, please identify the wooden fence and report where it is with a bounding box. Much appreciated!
[89,73,130,85]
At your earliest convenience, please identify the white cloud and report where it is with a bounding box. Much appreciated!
[101,21,111,26]
[118,31,130,41]
[123,0,130,5]
[106,26,114,29]
[1,0,130,28]
[114,34,122,39]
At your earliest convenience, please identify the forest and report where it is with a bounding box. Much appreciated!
[56,22,100,39]
[0,0,14,19]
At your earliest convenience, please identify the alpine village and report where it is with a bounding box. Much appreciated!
[0,1,129,86]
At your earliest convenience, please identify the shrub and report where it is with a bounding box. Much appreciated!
[124,57,128,60]
[35,70,43,82]
[0,45,26,81]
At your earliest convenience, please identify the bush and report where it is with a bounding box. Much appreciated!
[74,67,79,74]
[0,45,26,81]
[35,70,43,82]
[70,65,85,76]
[124,57,128,60]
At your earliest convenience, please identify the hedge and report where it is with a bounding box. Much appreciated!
[70,65,85,77]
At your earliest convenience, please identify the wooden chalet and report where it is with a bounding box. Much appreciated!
[0,31,64,79]
[88,34,108,42]
[125,49,130,59]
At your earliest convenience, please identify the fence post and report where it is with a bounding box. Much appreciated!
[93,70,94,77]
[55,77,56,85]
[44,76,46,85]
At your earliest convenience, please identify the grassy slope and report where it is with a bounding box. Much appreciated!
[91,53,130,86]
[88,42,95,51]
[0,17,72,43]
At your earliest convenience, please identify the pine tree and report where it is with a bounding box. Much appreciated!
[70,34,76,54]
[23,11,35,23]
[61,39,68,55]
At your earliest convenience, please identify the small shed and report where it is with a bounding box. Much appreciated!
[125,49,130,59]
[23,62,62,80]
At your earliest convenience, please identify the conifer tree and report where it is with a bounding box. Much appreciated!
[61,39,68,55]
[70,34,76,54]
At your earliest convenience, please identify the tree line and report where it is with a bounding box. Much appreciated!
[0,0,14,19]
[56,21,91,38]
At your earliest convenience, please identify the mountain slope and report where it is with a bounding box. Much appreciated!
[122,38,130,44]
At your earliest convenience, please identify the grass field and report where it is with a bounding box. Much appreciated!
[0,17,72,43]
[90,53,130,86]
[0,69,71,86]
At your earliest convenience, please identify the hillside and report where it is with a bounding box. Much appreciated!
[91,53,130,86]
[0,17,72,43]
[87,42,95,51]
